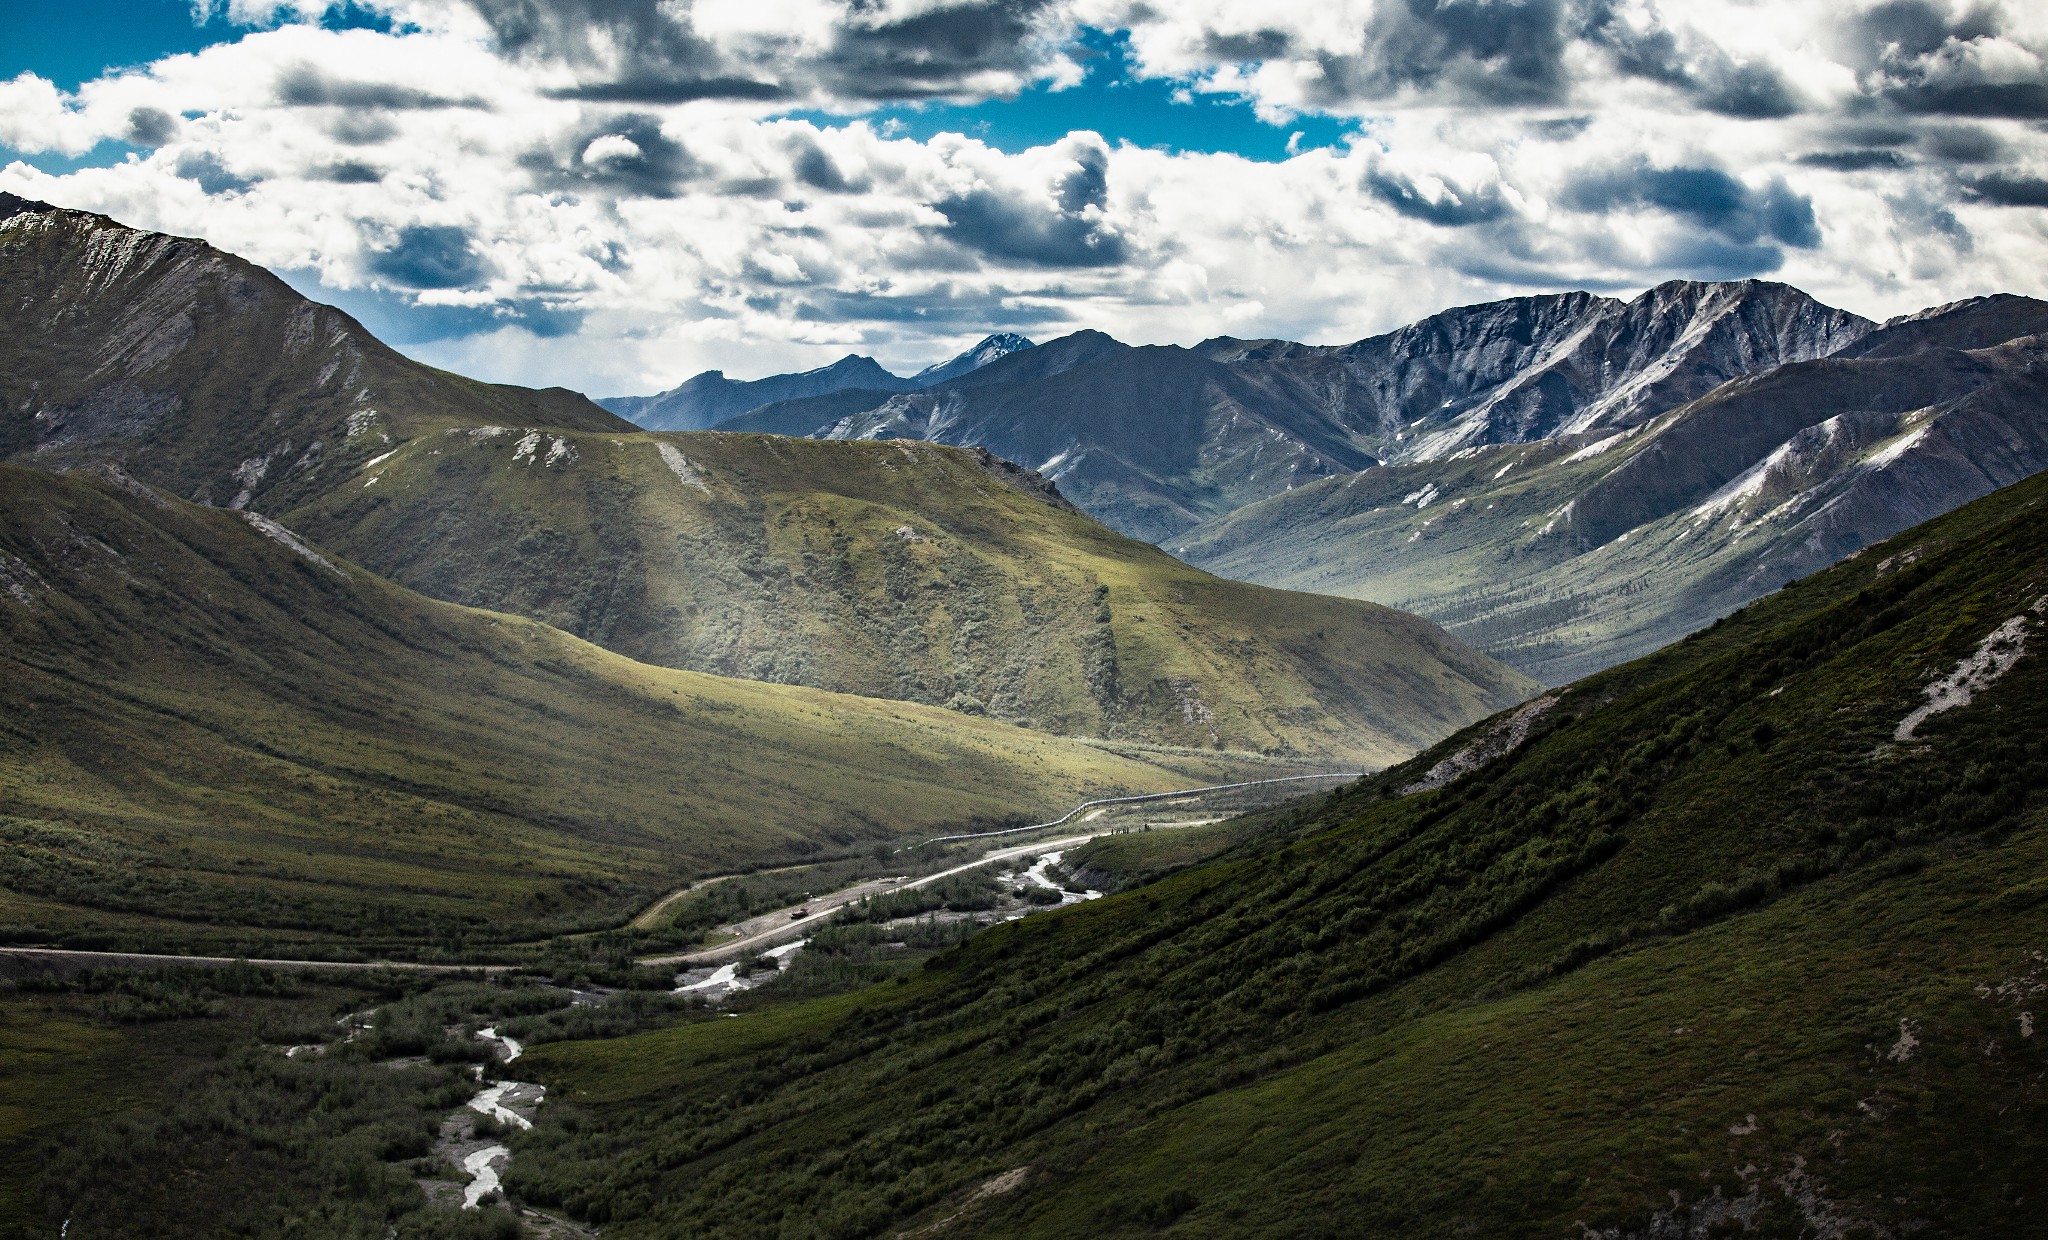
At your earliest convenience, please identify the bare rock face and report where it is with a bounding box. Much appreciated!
[0,196,626,514]
[1278,278,1874,462]
[1179,293,2048,684]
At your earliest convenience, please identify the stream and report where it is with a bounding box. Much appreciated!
[456,1026,545,1209]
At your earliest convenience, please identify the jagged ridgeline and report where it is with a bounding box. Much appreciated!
[1182,294,2048,683]
[0,465,1262,957]
[0,196,1534,763]
[511,466,2048,1237]
[284,430,1534,763]
[0,193,628,512]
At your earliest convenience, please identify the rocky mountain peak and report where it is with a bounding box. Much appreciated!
[913,332,1036,386]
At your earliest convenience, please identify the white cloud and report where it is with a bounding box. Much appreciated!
[3,1,2046,394]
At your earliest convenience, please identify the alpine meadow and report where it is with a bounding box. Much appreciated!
[3,2,2047,1238]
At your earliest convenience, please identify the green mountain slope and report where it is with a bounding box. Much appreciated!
[514,463,2048,1237]
[1180,295,2048,683]
[0,465,1263,957]
[280,430,1535,764]
[1,195,1530,764]
[0,193,628,513]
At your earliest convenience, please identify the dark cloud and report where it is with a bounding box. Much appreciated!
[1528,115,1594,139]
[792,144,861,193]
[318,161,384,183]
[276,64,480,109]
[125,107,178,147]
[458,0,1060,106]
[1202,28,1295,61]
[551,77,787,104]
[1962,174,2048,207]
[1563,162,1821,249]
[1308,0,1573,107]
[523,116,703,198]
[330,113,399,145]
[1797,149,1909,171]
[1849,1,2000,65]
[1922,124,2007,163]
[935,141,1126,267]
[1693,61,1801,119]
[1638,233,1787,280]
[1583,4,1801,117]
[1843,1,2048,118]
[1363,166,1511,226]
[366,226,491,289]
[821,0,1064,100]
[175,152,254,195]
[1888,82,2048,118]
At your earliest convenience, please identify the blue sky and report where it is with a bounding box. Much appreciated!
[787,30,1358,162]
[2,1,2043,393]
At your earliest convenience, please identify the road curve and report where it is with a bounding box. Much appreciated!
[638,832,1104,967]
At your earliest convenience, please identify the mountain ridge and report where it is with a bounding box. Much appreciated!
[723,279,1873,542]
[0,191,631,516]
[1180,294,2048,682]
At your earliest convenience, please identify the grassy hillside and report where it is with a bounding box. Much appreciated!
[512,463,2048,1236]
[282,430,1535,764]
[1181,297,2048,683]
[0,465,1265,958]
[0,194,628,515]
[1,196,1530,763]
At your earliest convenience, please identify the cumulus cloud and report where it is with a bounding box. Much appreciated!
[0,0,2044,394]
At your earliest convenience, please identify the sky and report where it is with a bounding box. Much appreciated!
[3,1,2046,396]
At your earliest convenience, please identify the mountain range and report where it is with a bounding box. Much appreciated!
[1183,294,2048,681]
[596,333,1035,432]
[651,277,2048,684]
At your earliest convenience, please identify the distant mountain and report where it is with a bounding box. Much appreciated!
[516,448,2048,1239]
[726,280,1870,542]
[0,192,628,514]
[724,328,1383,542]
[0,464,1259,956]
[599,333,1036,432]
[911,331,1035,386]
[1180,294,2048,682]
[283,430,1537,765]
[599,355,916,432]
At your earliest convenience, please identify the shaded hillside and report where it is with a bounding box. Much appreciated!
[0,194,629,514]
[0,465,1256,957]
[727,281,1866,541]
[515,456,2048,1239]
[1183,295,2048,682]
[283,431,1535,765]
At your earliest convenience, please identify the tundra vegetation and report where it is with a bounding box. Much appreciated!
[498,466,2048,1237]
